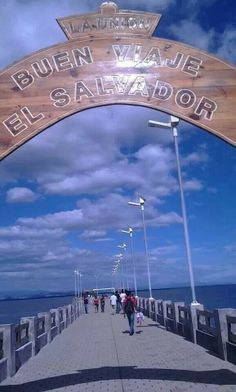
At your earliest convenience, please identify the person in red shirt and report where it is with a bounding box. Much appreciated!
[124,291,137,335]
[93,296,99,312]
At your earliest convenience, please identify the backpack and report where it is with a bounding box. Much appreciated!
[125,298,135,314]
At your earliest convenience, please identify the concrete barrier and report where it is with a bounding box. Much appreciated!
[0,298,81,383]
[156,300,165,326]
[149,299,156,321]
[226,312,236,364]
[165,301,185,333]
[196,309,225,359]
[177,304,203,342]
[141,296,236,363]
[15,322,32,373]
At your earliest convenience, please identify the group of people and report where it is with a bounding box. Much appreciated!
[110,289,144,335]
[83,294,105,314]
[82,289,145,336]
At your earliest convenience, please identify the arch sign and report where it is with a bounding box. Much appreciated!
[0,2,236,160]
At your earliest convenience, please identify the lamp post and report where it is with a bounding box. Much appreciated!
[128,197,153,300]
[78,272,83,297]
[94,274,98,295]
[112,263,118,289]
[111,272,115,289]
[117,244,129,290]
[115,253,125,290]
[121,227,138,297]
[77,270,81,297]
[113,258,122,289]
[74,270,79,297]
[148,115,199,306]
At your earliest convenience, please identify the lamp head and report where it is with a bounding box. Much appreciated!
[118,243,126,250]
[170,115,180,126]
[128,201,140,207]
[139,196,145,205]
[148,119,171,129]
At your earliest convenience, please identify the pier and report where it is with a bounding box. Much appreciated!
[0,297,236,391]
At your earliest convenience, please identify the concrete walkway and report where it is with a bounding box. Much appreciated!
[0,301,236,392]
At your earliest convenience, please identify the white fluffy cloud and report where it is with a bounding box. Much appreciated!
[0,0,175,69]
[216,27,236,64]
[15,192,183,233]
[6,187,39,203]
[81,229,107,240]
[169,20,215,52]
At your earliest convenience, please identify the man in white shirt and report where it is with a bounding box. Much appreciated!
[110,293,117,315]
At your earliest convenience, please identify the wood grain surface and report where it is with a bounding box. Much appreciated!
[0,7,235,160]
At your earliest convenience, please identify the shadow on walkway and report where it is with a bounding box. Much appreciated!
[0,366,235,392]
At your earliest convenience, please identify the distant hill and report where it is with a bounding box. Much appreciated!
[0,290,74,301]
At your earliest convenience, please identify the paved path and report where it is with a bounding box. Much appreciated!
[0,302,236,392]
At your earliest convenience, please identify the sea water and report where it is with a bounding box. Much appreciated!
[0,284,235,325]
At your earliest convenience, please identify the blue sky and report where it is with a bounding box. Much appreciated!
[0,0,235,294]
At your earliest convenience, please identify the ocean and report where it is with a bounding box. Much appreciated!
[139,284,236,310]
[0,295,74,325]
[0,284,235,325]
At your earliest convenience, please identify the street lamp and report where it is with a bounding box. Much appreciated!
[128,197,153,300]
[112,263,118,288]
[94,274,98,295]
[148,115,199,306]
[113,257,122,289]
[78,272,83,297]
[117,243,129,289]
[115,252,125,290]
[121,227,138,297]
[74,270,79,297]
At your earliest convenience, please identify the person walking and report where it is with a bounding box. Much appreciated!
[110,292,117,315]
[93,296,99,312]
[124,291,137,335]
[83,295,89,314]
[115,290,121,314]
[100,295,105,312]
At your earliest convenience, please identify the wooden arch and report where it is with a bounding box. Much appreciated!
[0,2,235,160]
